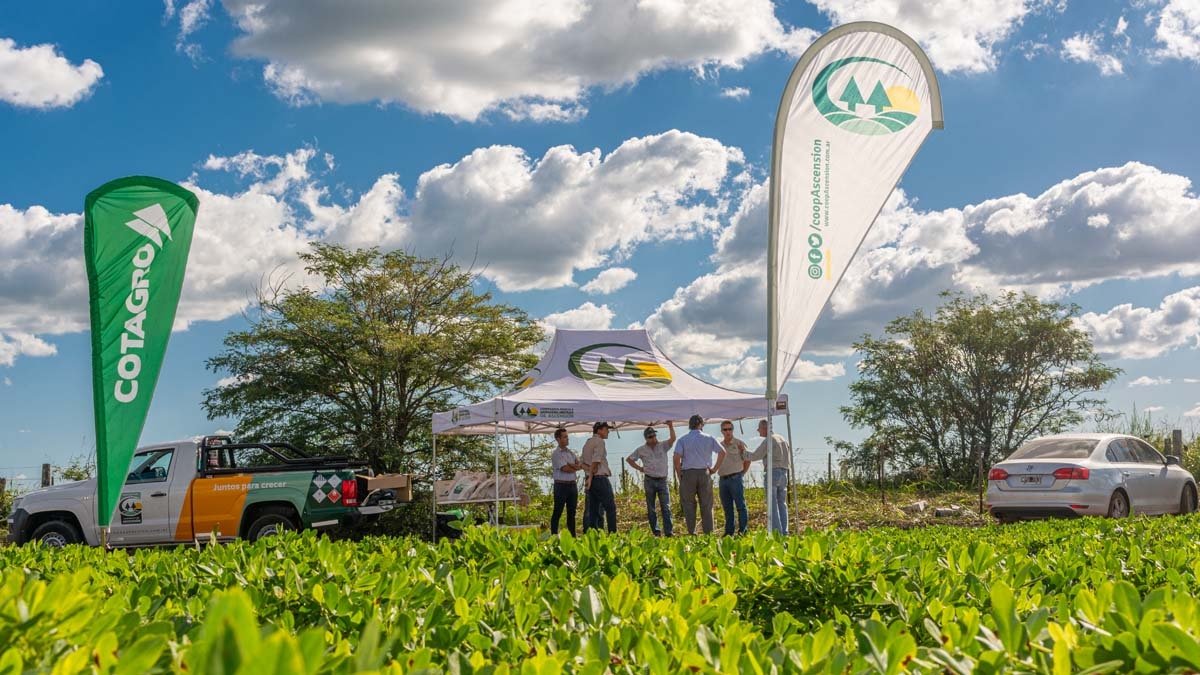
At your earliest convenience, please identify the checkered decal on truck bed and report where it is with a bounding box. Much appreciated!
[310,472,345,504]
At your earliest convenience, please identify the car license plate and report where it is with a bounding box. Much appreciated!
[1020,475,1042,485]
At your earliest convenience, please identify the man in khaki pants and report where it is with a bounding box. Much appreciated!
[672,414,725,534]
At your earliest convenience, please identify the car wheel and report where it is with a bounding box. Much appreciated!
[1107,490,1130,519]
[246,507,298,542]
[1180,484,1198,515]
[30,519,82,547]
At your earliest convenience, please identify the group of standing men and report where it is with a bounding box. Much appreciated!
[550,414,792,537]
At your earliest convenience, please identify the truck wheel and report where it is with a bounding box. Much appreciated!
[246,507,298,542]
[30,520,82,547]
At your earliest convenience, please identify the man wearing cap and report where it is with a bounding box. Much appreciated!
[581,421,617,533]
[672,414,726,535]
[625,421,677,536]
[747,419,792,535]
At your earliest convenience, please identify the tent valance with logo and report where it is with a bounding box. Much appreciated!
[432,329,787,436]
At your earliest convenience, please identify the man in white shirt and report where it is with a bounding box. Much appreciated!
[748,419,792,535]
[626,421,676,536]
[550,427,588,536]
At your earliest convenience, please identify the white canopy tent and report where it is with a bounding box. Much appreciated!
[430,329,789,536]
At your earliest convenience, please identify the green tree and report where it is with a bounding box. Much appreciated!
[838,291,1120,485]
[203,244,545,474]
[54,453,96,482]
[839,77,864,111]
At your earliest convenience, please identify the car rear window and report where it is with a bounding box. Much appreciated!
[1007,439,1096,460]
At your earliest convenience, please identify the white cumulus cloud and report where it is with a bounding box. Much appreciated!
[0,38,104,109]
[720,87,751,99]
[1061,32,1124,75]
[0,333,56,368]
[1128,376,1172,387]
[1152,0,1200,63]
[175,0,214,60]
[403,131,743,291]
[581,268,637,295]
[710,355,845,390]
[218,0,816,121]
[1077,287,1200,360]
[541,302,615,331]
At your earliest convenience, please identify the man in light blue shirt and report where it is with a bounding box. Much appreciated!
[672,414,726,534]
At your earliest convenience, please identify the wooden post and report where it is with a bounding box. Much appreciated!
[1173,429,1184,457]
[41,463,51,488]
[978,449,986,514]
[827,453,832,483]
[878,446,885,506]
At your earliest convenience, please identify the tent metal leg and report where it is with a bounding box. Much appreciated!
[431,433,438,542]
[494,420,501,528]
[766,398,775,534]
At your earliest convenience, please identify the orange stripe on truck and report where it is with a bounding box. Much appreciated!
[174,475,253,540]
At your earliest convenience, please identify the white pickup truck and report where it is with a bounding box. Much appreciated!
[6,435,407,547]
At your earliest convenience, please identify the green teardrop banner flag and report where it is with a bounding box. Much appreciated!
[84,176,198,528]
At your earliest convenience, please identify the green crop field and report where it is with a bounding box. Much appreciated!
[4,513,1200,674]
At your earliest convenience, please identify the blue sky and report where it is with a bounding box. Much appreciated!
[2,0,1200,484]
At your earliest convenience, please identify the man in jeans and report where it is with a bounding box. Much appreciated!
[625,421,676,536]
[672,414,725,535]
[716,421,751,536]
[581,421,617,533]
[748,419,792,535]
[550,427,588,536]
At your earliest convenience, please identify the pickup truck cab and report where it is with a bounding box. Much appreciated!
[7,435,403,547]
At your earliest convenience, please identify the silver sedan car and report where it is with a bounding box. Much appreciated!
[987,433,1197,521]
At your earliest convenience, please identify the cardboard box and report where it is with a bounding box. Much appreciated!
[358,473,413,502]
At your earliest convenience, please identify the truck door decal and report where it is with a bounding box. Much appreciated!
[118,493,143,524]
[175,475,252,540]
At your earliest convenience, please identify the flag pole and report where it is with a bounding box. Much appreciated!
[786,408,796,535]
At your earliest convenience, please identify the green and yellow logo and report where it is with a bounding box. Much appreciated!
[568,343,672,388]
[813,57,919,136]
[513,402,539,418]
